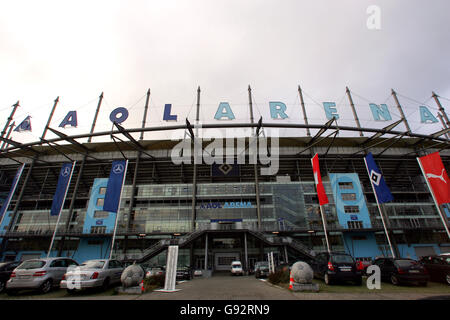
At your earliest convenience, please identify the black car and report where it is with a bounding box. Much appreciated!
[419,255,450,285]
[311,252,362,285]
[372,258,429,286]
[176,267,193,281]
[254,262,270,278]
[0,261,21,293]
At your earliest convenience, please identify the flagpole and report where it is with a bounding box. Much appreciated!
[109,160,129,260]
[363,157,396,258]
[47,161,76,258]
[417,157,450,239]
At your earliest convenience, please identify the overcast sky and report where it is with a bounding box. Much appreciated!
[1,0,449,144]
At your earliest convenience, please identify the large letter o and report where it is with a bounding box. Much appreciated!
[109,107,129,124]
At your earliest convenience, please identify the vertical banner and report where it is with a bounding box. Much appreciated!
[417,152,450,239]
[103,160,128,213]
[363,153,396,258]
[0,164,25,222]
[47,161,76,257]
[311,153,329,205]
[50,163,75,216]
[417,152,450,205]
[364,152,394,203]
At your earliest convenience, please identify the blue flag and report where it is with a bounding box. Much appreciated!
[103,160,128,213]
[50,162,74,216]
[14,116,32,132]
[0,164,25,219]
[364,153,394,204]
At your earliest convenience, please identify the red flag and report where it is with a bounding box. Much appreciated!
[418,152,450,205]
[311,153,329,205]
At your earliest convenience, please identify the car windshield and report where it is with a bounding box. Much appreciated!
[0,263,7,269]
[17,260,46,270]
[232,265,241,268]
[395,259,418,267]
[80,260,105,269]
[332,254,354,264]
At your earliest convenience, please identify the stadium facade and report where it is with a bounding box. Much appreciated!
[0,87,449,272]
[0,134,449,271]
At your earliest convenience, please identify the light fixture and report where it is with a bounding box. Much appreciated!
[138,233,146,237]
[174,233,181,236]
[272,231,279,234]
[308,230,315,233]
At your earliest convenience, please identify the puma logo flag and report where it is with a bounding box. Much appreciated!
[418,152,450,205]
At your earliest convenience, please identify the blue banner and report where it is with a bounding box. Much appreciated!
[50,162,75,216]
[0,164,25,219]
[14,116,32,132]
[364,153,394,204]
[103,160,128,213]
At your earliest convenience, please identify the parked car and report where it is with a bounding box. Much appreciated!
[231,261,244,276]
[0,261,21,293]
[254,261,270,278]
[419,255,450,285]
[6,257,78,295]
[145,266,165,278]
[372,258,428,286]
[60,259,124,293]
[176,266,193,281]
[193,269,203,277]
[311,252,362,285]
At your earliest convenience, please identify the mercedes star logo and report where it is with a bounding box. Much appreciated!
[113,163,124,174]
[61,166,71,177]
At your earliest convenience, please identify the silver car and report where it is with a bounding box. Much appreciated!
[6,257,79,294]
[60,259,124,292]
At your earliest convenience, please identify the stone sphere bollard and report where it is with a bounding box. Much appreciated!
[291,261,314,284]
[121,263,145,288]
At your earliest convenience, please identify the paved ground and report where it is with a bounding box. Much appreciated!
[54,275,449,300]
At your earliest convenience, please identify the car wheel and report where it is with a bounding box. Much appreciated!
[66,288,76,294]
[40,279,53,294]
[446,274,450,285]
[0,281,5,293]
[390,275,400,286]
[355,277,363,286]
[324,273,333,285]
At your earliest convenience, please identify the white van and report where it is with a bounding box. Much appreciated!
[230,261,243,276]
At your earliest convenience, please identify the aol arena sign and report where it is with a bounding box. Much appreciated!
[56,100,440,129]
[17,95,439,176]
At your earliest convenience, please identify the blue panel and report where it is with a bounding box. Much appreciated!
[163,104,177,121]
[214,102,235,120]
[369,104,392,121]
[83,178,116,233]
[329,173,372,229]
[419,106,438,123]
[59,111,78,128]
[342,232,381,259]
[323,102,339,120]
[269,101,288,119]
[72,238,112,263]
